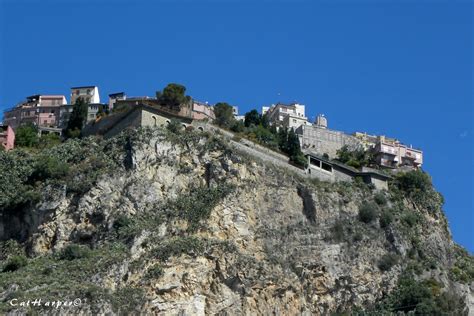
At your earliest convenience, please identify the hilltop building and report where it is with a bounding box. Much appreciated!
[0,125,15,151]
[108,92,126,111]
[70,86,100,104]
[82,103,194,138]
[262,102,310,130]
[2,95,67,130]
[353,132,423,168]
[296,115,361,158]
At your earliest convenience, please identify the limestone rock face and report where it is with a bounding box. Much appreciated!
[1,130,472,315]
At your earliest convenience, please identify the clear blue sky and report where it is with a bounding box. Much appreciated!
[1,1,472,251]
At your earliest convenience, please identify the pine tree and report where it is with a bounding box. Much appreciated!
[65,97,88,138]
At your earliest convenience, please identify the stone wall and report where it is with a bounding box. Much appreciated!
[105,109,142,138]
[296,125,361,158]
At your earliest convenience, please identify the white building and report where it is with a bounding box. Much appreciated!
[70,86,100,104]
[262,102,310,130]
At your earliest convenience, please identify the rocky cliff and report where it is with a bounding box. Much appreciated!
[0,127,472,315]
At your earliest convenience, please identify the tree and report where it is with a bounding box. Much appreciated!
[287,129,307,167]
[65,97,88,138]
[230,120,245,133]
[244,109,261,127]
[213,102,235,128]
[286,129,301,157]
[336,145,373,169]
[15,123,39,147]
[277,127,288,152]
[156,83,190,109]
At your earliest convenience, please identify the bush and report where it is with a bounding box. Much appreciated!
[402,212,420,227]
[146,264,164,279]
[374,192,387,205]
[172,184,233,231]
[31,156,69,181]
[358,202,378,223]
[113,215,132,230]
[392,170,443,213]
[59,244,91,261]
[331,220,345,242]
[375,276,467,314]
[378,253,398,271]
[379,210,394,228]
[2,255,27,272]
[15,124,39,147]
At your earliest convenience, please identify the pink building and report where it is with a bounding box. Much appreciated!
[0,125,15,151]
[2,95,67,129]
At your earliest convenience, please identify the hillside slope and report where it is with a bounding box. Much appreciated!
[0,127,472,315]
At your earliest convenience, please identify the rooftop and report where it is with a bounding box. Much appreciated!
[71,86,97,90]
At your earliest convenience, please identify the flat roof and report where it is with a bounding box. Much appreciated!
[71,86,97,89]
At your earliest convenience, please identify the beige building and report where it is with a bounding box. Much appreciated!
[296,115,361,158]
[354,132,423,169]
[373,136,423,169]
[263,102,310,130]
[82,104,193,138]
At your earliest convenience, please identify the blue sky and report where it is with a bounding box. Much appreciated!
[1,1,472,251]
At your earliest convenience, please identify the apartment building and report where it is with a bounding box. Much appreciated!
[262,102,310,130]
[2,95,67,129]
[70,86,100,104]
[373,136,423,168]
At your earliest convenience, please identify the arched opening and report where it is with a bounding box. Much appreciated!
[152,115,157,127]
[198,126,204,132]
[182,124,187,129]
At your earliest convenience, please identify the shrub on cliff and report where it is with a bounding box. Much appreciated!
[378,253,398,271]
[358,202,378,223]
[2,255,27,272]
[375,276,467,314]
[59,244,91,261]
[392,170,444,213]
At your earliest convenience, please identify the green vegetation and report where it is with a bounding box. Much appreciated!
[2,255,27,272]
[37,133,62,149]
[373,275,467,314]
[214,102,235,128]
[14,123,39,147]
[379,209,394,228]
[156,83,191,109]
[450,245,474,284]
[0,242,130,314]
[0,133,127,211]
[152,237,206,261]
[244,109,266,127]
[336,145,374,169]
[145,264,164,279]
[172,184,234,231]
[391,170,444,213]
[65,97,88,138]
[377,253,398,271]
[358,202,379,223]
[374,192,387,205]
[59,244,91,261]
